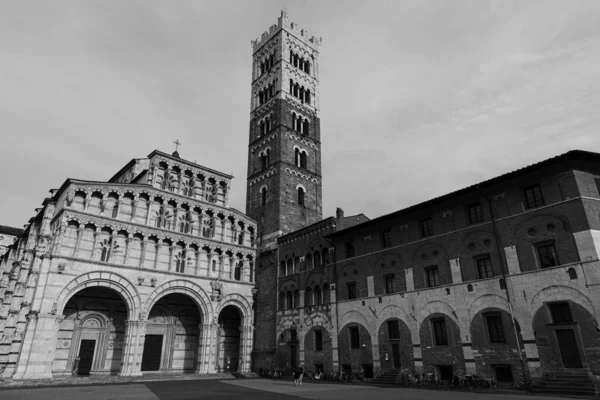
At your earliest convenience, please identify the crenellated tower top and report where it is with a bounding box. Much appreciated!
[251,10,322,54]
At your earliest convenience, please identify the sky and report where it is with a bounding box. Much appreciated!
[1,0,600,228]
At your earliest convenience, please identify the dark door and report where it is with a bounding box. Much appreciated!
[290,345,297,369]
[556,329,583,368]
[77,339,96,375]
[391,343,401,368]
[141,335,163,371]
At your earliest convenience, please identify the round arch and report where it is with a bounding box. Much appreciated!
[339,309,371,331]
[216,293,253,326]
[530,284,595,317]
[55,271,141,320]
[417,300,458,326]
[467,293,522,326]
[144,279,213,322]
[377,305,415,337]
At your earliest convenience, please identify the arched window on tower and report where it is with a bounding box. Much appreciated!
[286,291,293,309]
[303,119,309,135]
[294,54,298,68]
[289,79,293,95]
[291,112,297,130]
[290,51,293,64]
[305,90,311,104]
[259,91,264,105]
[300,87,305,102]
[280,261,286,277]
[266,117,271,132]
[260,121,265,136]
[305,61,311,75]
[261,187,267,206]
[297,115,303,132]
[295,148,301,167]
[297,187,305,206]
[300,151,307,169]
[293,84,299,98]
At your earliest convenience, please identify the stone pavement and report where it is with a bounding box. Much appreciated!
[0,378,581,400]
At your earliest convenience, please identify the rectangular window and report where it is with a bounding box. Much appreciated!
[468,203,484,224]
[537,242,559,268]
[425,266,440,288]
[349,326,360,349]
[421,218,434,237]
[432,318,448,345]
[347,281,357,300]
[524,185,545,208]
[345,241,355,258]
[550,302,573,323]
[381,229,392,248]
[385,274,395,294]
[476,256,494,279]
[387,320,400,340]
[315,330,323,351]
[486,314,506,343]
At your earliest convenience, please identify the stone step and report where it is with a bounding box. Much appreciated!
[533,386,596,396]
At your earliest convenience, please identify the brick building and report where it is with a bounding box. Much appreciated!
[247,12,600,386]
[0,150,257,380]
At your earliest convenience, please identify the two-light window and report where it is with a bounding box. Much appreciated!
[524,185,545,209]
[347,281,357,299]
[384,274,395,294]
[425,266,440,287]
[476,256,493,279]
[345,241,355,258]
[537,242,559,268]
[381,229,392,248]
[468,203,484,224]
[421,218,434,237]
[485,313,506,343]
[432,318,448,345]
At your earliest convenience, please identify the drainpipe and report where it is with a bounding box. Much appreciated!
[483,193,529,387]
[324,235,340,374]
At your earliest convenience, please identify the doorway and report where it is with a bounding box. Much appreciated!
[556,329,583,368]
[391,343,401,368]
[141,335,164,371]
[290,345,297,369]
[77,339,96,375]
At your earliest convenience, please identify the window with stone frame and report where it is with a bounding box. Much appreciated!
[524,184,545,209]
[467,202,484,224]
[387,320,400,340]
[297,187,305,206]
[261,187,267,206]
[432,318,448,346]
[425,265,440,287]
[349,326,360,349]
[315,329,323,352]
[347,281,357,300]
[536,241,559,268]
[549,302,573,323]
[384,274,395,294]
[421,218,434,237]
[485,313,506,343]
[380,229,392,248]
[476,255,494,279]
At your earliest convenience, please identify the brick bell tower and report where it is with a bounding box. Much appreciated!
[246,11,323,367]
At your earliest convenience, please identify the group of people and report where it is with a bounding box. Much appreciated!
[294,368,324,386]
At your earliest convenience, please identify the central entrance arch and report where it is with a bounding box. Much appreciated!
[216,306,242,372]
[142,293,202,373]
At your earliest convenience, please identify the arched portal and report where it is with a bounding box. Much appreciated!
[142,293,201,373]
[53,286,128,376]
[217,305,242,372]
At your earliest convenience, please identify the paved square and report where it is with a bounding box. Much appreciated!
[0,379,568,400]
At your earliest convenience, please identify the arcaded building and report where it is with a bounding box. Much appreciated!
[0,149,257,380]
[271,150,600,385]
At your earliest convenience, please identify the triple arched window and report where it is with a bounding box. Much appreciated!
[259,149,270,171]
[289,51,311,75]
[258,82,276,105]
[259,116,273,137]
[289,80,311,104]
[259,52,275,76]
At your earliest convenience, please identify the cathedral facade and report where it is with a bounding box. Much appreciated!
[0,150,257,380]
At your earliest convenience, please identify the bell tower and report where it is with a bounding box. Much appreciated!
[246,10,323,251]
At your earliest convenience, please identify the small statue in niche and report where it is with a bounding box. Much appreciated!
[210,279,223,302]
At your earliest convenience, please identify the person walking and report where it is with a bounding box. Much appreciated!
[299,366,304,386]
[294,368,300,386]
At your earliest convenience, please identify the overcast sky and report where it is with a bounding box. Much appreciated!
[2,0,600,228]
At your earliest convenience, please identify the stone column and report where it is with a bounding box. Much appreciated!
[205,323,219,373]
[206,252,213,276]
[119,320,147,377]
[73,226,84,258]
[90,231,100,260]
[12,313,63,380]
[154,243,161,269]
[228,257,235,280]
[195,324,208,374]
[131,199,139,222]
[521,328,541,379]
[52,224,67,256]
[145,201,154,225]
[168,245,175,271]
[198,212,205,238]
[194,250,201,275]
[83,193,91,211]
[218,255,224,278]
[124,237,132,265]
[139,239,147,268]
[114,200,122,219]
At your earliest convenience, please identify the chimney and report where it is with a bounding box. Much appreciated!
[336,207,344,231]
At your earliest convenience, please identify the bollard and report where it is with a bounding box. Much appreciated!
[72,357,81,376]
